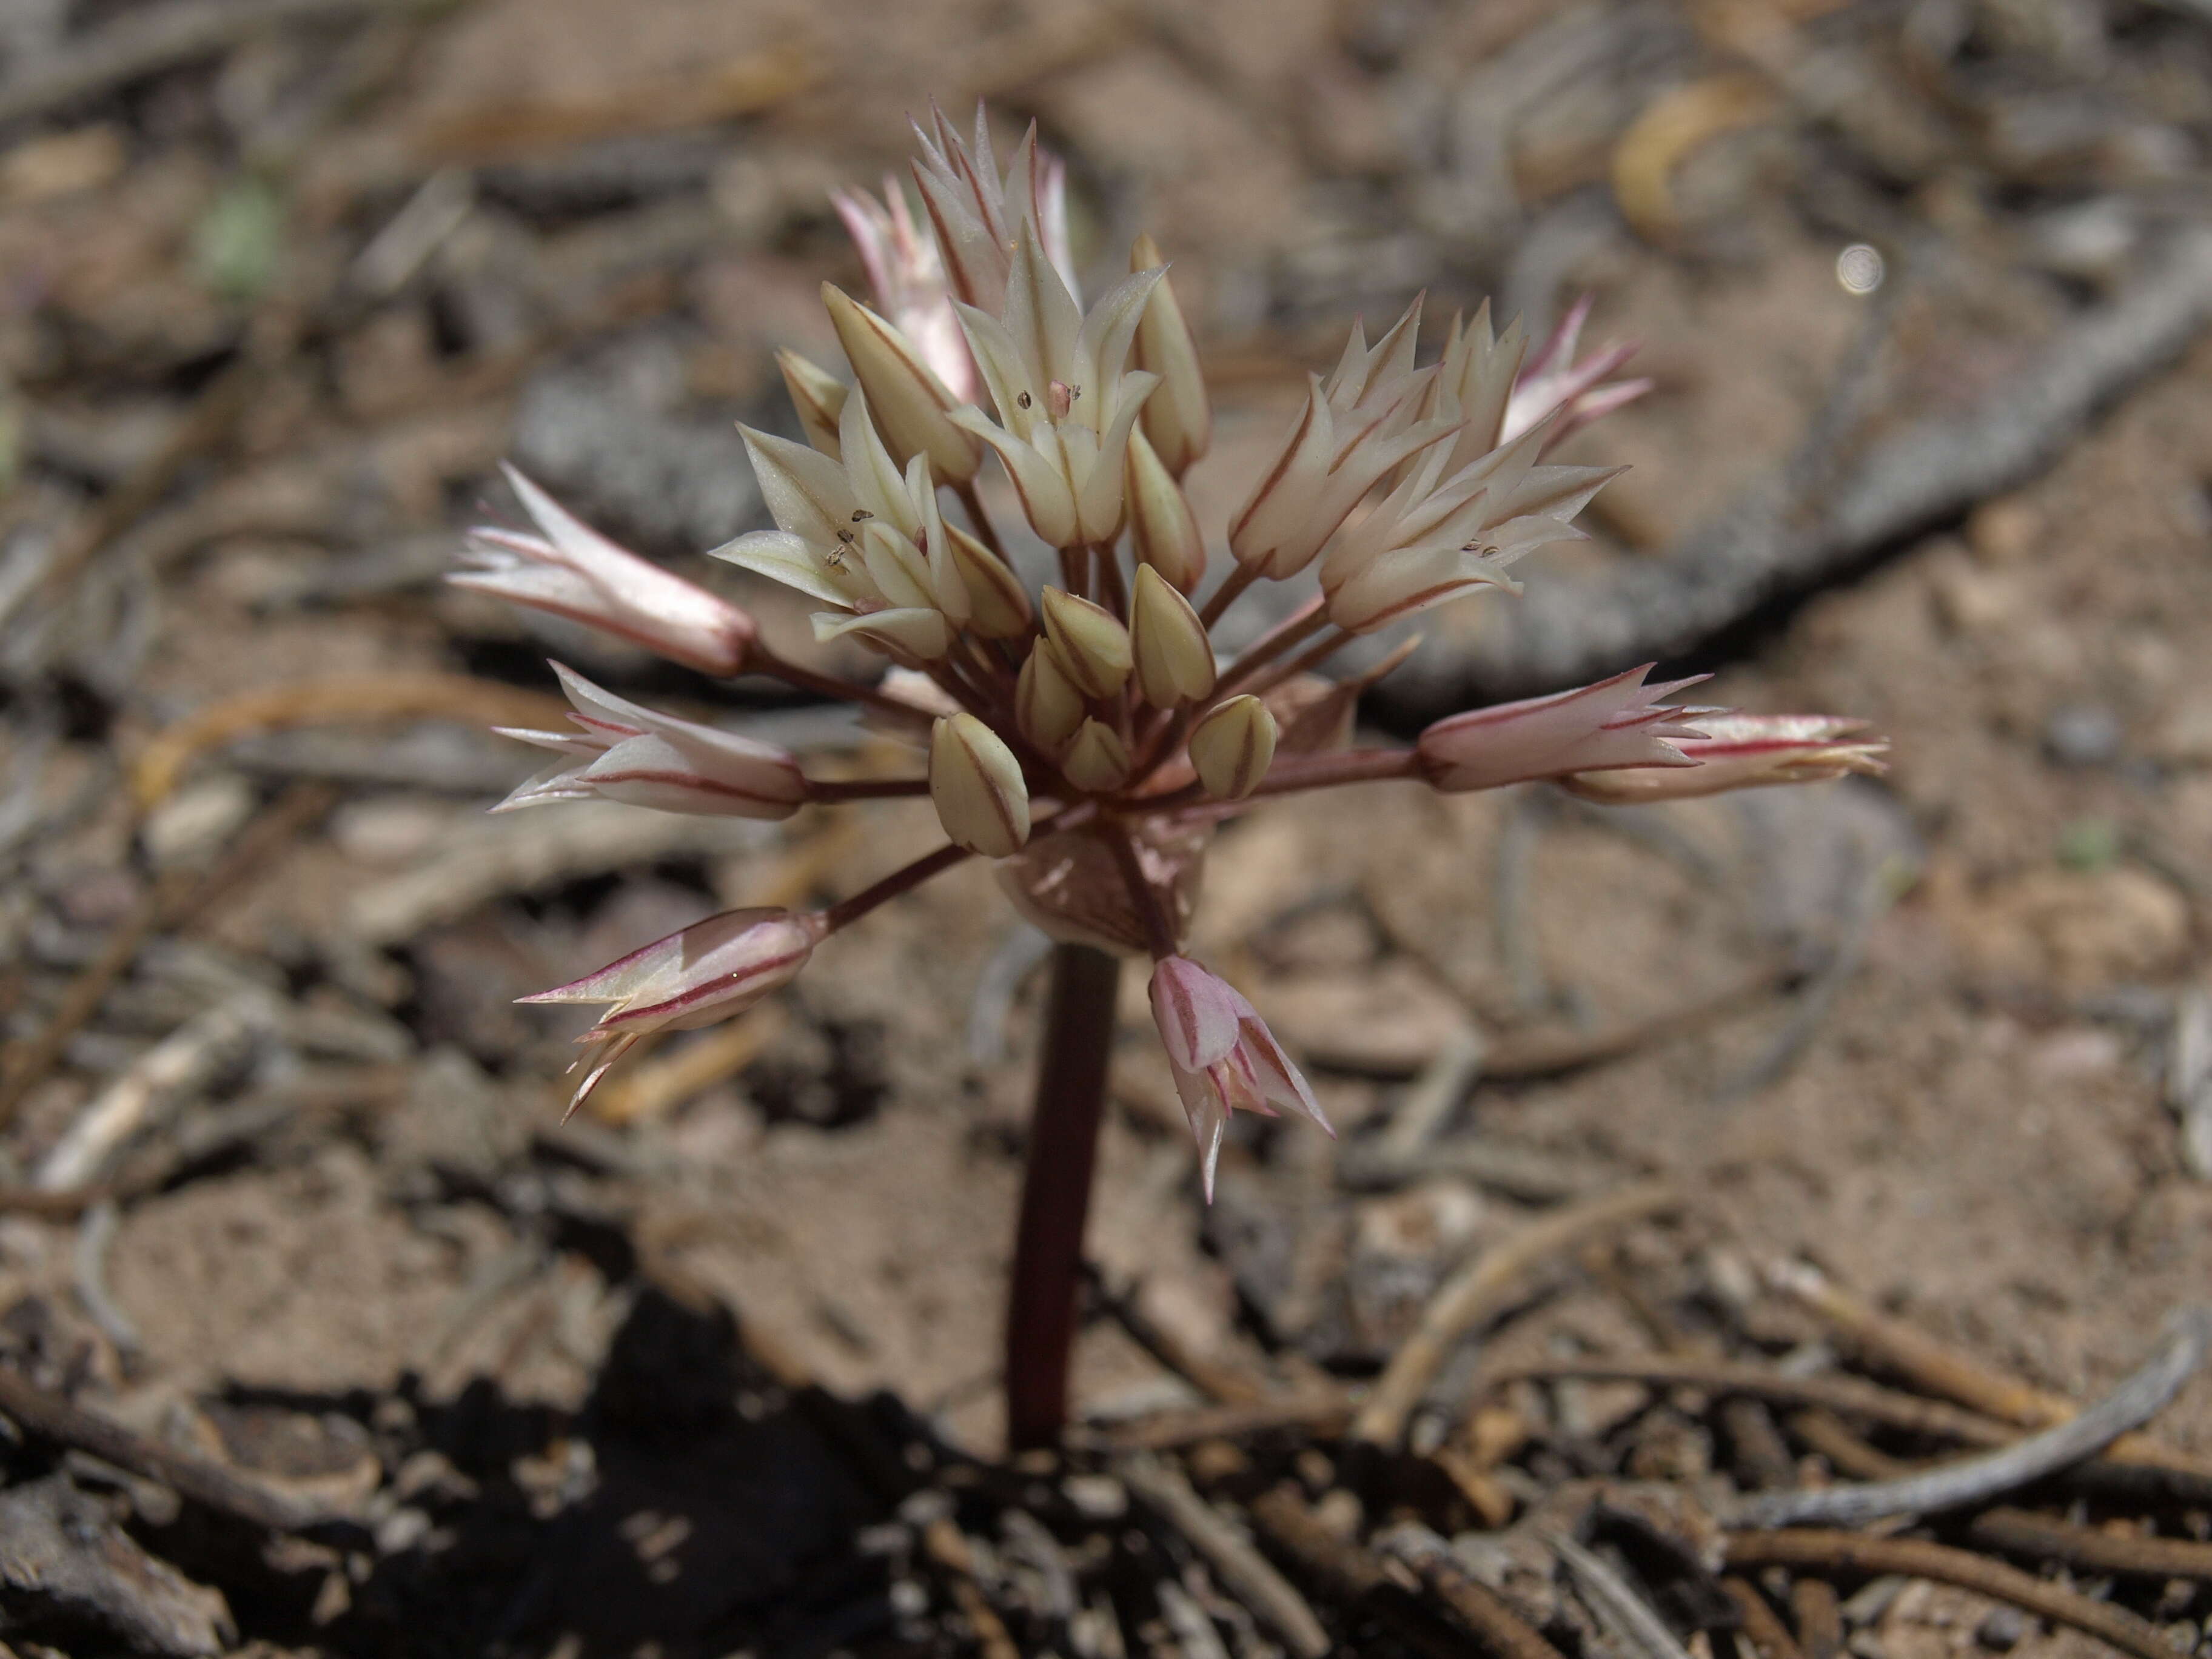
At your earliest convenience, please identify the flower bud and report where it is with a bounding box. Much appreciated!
[1061,719,1131,793]
[947,524,1033,638]
[1131,233,1210,477]
[822,283,983,486]
[1188,695,1275,800]
[813,606,952,665]
[1130,564,1215,708]
[777,349,849,460]
[1016,638,1087,752]
[1039,586,1132,699]
[1125,426,1206,594]
[930,712,1030,857]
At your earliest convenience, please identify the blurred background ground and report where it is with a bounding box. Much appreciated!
[3,0,2212,1655]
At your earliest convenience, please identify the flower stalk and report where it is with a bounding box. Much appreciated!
[1004,941,1121,1450]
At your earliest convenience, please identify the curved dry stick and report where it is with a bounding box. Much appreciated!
[1721,1530,2176,1659]
[1728,1310,2212,1529]
[1967,1506,2212,1582]
[1772,1261,2212,1477]
[1486,1355,2019,1446]
[1350,1182,1683,1446]
[1541,1528,1697,1659]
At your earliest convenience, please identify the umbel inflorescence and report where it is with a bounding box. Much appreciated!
[457,105,1886,1199]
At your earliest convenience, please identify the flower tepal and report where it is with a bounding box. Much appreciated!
[455,465,756,676]
[521,908,821,1113]
[1150,957,1332,1201]
[494,662,808,819]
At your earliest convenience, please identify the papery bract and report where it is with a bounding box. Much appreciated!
[1560,713,1889,803]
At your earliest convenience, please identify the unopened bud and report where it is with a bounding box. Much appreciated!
[1188,695,1275,800]
[1126,427,1206,594]
[777,349,849,460]
[1040,587,1132,699]
[948,525,1033,639]
[1061,719,1131,793]
[1130,234,1210,477]
[930,713,1030,857]
[1016,638,1087,752]
[823,283,983,485]
[1130,564,1215,708]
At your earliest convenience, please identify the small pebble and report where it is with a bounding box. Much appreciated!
[2044,703,2122,766]
[1976,1606,2033,1651]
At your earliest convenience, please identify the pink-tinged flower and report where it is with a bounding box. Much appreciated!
[1319,417,1620,634]
[1416,665,1715,793]
[1560,713,1889,803]
[1148,957,1333,1202]
[910,101,1078,313]
[1229,299,1460,580]
[521,907,820,1112]
[1501,295,1652,454]
[455,465,756,677]
[493,662,807,819]
[832,176,978,403]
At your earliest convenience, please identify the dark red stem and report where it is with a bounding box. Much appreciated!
[1005,940,1121,1450]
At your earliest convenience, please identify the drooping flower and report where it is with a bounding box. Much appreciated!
[455,465,756,677]
[951,224,1165,548]
[1415,665,1714,793]
[494,662,808,818]
[521,908,821,1111]
[1560,713,1889,803]
[1148,957,1332,1201]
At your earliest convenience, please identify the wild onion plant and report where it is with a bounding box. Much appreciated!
[455,106,1886,1449]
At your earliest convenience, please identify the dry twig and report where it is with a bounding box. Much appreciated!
[1117,1453,1332,1659]
[1728,1310,2212,1529]
[1771,1261,2212,1477]
[1966,1507,2212,1582]
[1352,1183,1684,1446]
[1721,1530,2179,1659]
